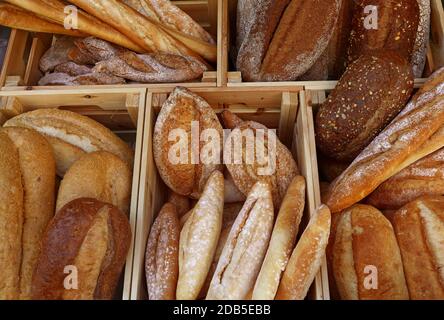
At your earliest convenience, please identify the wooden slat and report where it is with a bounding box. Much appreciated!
[0,29,29,87]
[23,35,52,86]
[217,0,228,87]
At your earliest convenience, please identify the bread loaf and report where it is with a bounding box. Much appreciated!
[316,51,414,161]
[347,0,419,65]
[412,0,431,77]
[391,197,444,299]
[153,87,223,199]
[332,204,409,300]
[31,198,131,300]
[145,203,180,300]
[177,171,224,300]
[326,67,444,213]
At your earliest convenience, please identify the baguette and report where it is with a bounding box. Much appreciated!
[31,198,131,300]
[206,181,274,300]
[391,197,444,299]
[145,203,180,300]
[0,132,23,300]
[5,0,143,52]
[177,171,224,300]
[2,128,56,300]
[252,176,306,300]
[412,0,431,77]
[275,205,331,300]
[0,3,85,37]
[326,67,444,213]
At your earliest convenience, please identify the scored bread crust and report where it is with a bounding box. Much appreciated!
[391,197,444,299]
[2,127,56,300]
[4,108,134,175]
[153,87,223,199]
[177,171,224,300]
[252,176,306,300]
[56,151,132,215]
[326,67,444,213]
[0,132,23,300]
[332,204,409,300]
[31,198,131,300]
[145,203,180,300]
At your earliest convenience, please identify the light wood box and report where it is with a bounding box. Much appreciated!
[0,87,148,300]
[0,0,224,90]
[130,86,330,300]
[224,0,444,87]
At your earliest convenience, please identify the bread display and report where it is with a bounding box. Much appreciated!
[391,197,444,299]
[252,176,306,300]
[154,87,223,199]
[177,171,224,300]
[326,67,444,213]
[316,51,414,161]
[31,198,131,300]
[332,204,409,300]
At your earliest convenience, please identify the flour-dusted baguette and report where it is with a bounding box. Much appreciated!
[326,67,444,213]
[332,204,409,300]
[154,87,223,199]
[32,198,131,300]
[252,176,306,300]
[177,171,224,300]
[236,0,340,81]
[391,197,444,299]
[145,203,180,300]
[412,0,431,77]
[316,51,414,161]
[0,132,23,300]
[4,108,134,176]
[206,181,274,300]
[347,0,419,64]
[2,128,56,300]
[275,205,331,300]
[368,148,444,210]
[56,151,132,215]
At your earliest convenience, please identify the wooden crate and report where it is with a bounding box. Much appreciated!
[225,0,444,87]
[0,0,223,90]
[130,86,331,300]
[0,87,148,300]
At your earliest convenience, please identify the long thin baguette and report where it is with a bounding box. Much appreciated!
[0,3,85,37]
[5,0,143,52]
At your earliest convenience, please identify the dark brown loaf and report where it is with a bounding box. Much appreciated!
[31,198,131,300]
[347,0,420,65]
[316,51,414,161]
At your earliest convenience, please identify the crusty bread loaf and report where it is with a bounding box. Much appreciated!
[275,205,331,300]
[347,0,419,65]
[31,198,131,300]
[221,110,244,130]
[316,51,414,161]
[206,181,274,300]
[326,67,444,213]
[332,204,409,300]
[154,87,223,199]
[412,0,431,77]
[145,203,180,300]
[368,148,444,210]
[56,151,132,215]
[391,197,444,299]
[252,176,306,300]
[236,0,340,81]
[0,132,23,300]
[177,171,224,300]
[4,108,134,176]
[2,127,56,300]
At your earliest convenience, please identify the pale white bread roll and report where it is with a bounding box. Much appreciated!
[391,196,444,299]
[275,204,331,300]
[56,151,132,215]
[332,204,409,300]
[4,108,134,177]
[177,171,224,300]
[0,132,23,300]
[252,175,306,300]
[3,127,56,300]
[206,181,274,300]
